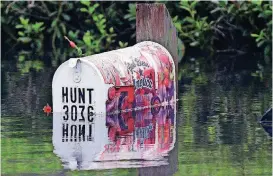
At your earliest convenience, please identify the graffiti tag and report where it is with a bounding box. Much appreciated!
[126,57,150,73]
[134,77,153,90]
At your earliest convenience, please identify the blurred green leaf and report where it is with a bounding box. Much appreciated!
[19,17,29,26]
[219,0,228,7]
[182,16,195,24]
[257,41,264,47]
[62,14,71,21]
[18,37,32,43]
[83,31,92,46]
[118,41,128,48]
[180,6,191,13]
[227,4,234,13]
[88,6,96,14]
[18,55,25,62]
[250,34,259,37]
[35,39,42,51]
[190,41,199,47]
[80,8,88,12]
[32,60,44,71]
[109,27,114,33]
[68,30,79,39]
[250,0,262,6]
[60,23,67,34]
[51,19,57,28]
[18,31,24,36]
[32,22,44,33]
[80,0,90,7]
[15,24,23,29]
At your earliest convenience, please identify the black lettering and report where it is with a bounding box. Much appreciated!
[62,123,68,140]
[70,87,77,103]
[139,129,142,137]
[144,78,147,87]
[71,105,77,121]
[146,79,150,88]
[71,125,77,142]
[87,106,94,122]
[62,87,68,103]
[144,129,148,137]
[87,88,94,104]
[149,80,153,88]
[139,79,143,88]
[78,88,85,103]
[63,105,69,120]
[79,125,85,142]
[147,79,150,88]
[135,80,139,89]
[79,105,85,122]
[88,124,92,141]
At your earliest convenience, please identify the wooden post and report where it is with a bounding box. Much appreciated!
[136,3,179,176]
[136,3,180,95]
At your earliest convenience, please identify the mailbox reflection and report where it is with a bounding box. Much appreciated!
[52,103,176,170]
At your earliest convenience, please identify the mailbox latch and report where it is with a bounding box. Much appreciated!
[69,58,81,83]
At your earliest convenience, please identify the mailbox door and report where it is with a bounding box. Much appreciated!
[52,60,109,165]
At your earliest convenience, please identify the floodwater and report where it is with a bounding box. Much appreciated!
[1,68,272,176]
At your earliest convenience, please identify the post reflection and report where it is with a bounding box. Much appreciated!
[52,103,176,170]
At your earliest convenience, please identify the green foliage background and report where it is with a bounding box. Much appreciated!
[1,1,272,75]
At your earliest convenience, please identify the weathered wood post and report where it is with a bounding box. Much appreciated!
[136,3,179,176]
[136,3,180,96]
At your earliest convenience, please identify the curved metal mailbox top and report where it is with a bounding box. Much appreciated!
[52,41,177,170]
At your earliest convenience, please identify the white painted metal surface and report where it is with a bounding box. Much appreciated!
[52,41,176,170]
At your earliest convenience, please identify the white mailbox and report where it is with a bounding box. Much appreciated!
[52,41,177,169]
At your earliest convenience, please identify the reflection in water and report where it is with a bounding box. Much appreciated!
[1,69,272,175]
[53,103,176,170]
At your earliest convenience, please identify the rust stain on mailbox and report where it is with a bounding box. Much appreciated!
[52,41,176,169]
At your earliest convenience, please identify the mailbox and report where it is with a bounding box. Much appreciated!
[52,103,176,170]
[52,41,177,169]
[52,41,176,116]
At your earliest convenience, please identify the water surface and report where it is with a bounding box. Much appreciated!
[1,68,272,175]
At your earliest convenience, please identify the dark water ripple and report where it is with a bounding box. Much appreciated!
[1,68,272,176]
